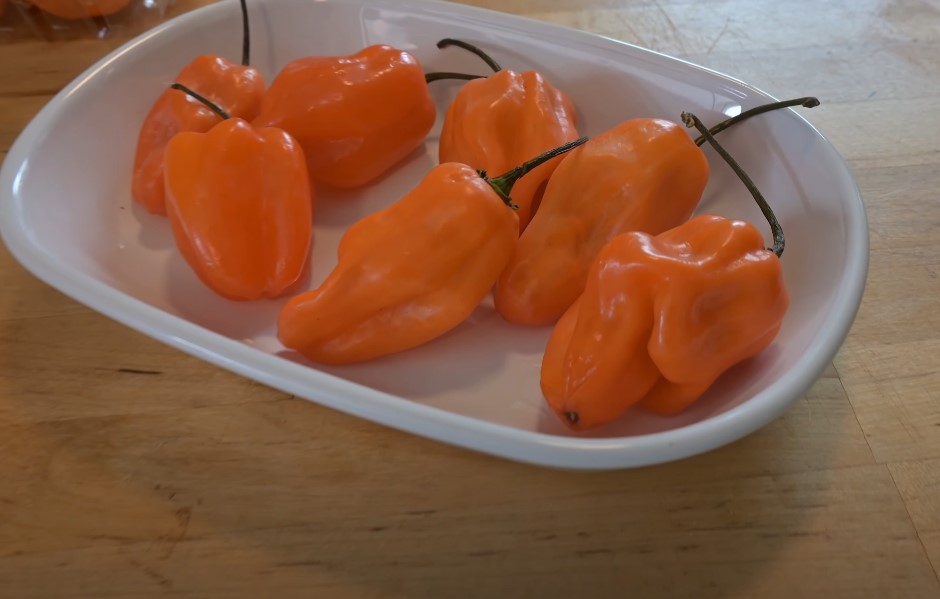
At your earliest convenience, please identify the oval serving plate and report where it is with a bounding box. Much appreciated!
[0,0,867,469]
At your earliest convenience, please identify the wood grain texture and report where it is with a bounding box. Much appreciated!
[2,0,940,596]
[890,458,940,574]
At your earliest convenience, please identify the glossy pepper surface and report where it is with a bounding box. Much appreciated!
[163,111,313,301]
[492,96,819,327]
[540,112,790,431]
[495,117,709,326]
[541,215,789,430]
[278,139,586,365]
[252,45,437,189]
[133,56,264,215]
[437,39,579,230]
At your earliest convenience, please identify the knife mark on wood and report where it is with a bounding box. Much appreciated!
[160,507,192,560]
[116,368,163,375]
[129,559,173,589]
[575,548,613,557]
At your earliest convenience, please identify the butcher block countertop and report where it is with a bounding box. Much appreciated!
[2,0,939,596]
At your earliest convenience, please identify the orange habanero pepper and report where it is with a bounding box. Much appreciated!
[278,138,587,365]
[132,0,264,216]
[163,85,313,301]
[29,0,129,19]
[495,96,818,327]
[541,112,790,431]
[496,117,708,327]
[436,39,580,231]
[252,45,482,190]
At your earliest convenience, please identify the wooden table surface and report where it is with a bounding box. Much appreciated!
[2,0,939,596]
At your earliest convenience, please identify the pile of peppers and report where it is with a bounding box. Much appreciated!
[131,0,820,431]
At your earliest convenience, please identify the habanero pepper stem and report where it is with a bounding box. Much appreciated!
[427,37,499,83]
[239,0,250,66]
[484,136,589,209]
[436,38,503,72]
[436,40,579,232]
[695,96,820,147]
[424,72,485,83]
[683,111,786,257]
[170,83,231,120]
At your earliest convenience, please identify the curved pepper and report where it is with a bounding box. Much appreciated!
[495,117,709,326]
[278,138,586,365]
[132,0,264,216]
[437,39,580,231]
[163,85,313,301]
[253,45,468,190]
[541,112,791,431]
[495,97,819,327]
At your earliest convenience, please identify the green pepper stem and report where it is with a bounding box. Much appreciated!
[239,0,250,66]
[170,83,231,120]
[682,111,785,258]
[436,38,502,73]
[484,137,588,208]
[695,97,819,146]
[424,72,486,83]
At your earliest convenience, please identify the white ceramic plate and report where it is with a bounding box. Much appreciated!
[0,0,868,469]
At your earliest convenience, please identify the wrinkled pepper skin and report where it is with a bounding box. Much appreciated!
[163,118,313,301]
[132,55,265,215]
[439,69,579,230]
[495,118,709,326]
[541,215,789,431]
[278,163,519,364]
[253,45,436,189]
[29,0,129,19]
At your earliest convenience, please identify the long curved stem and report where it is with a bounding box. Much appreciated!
[171,83,231,120]
[239,0,250,66]
[485,137,588,208]
[436,38,502,73]
[695,97,819,147]
[682,111,785,257]
[424,72,485,83]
